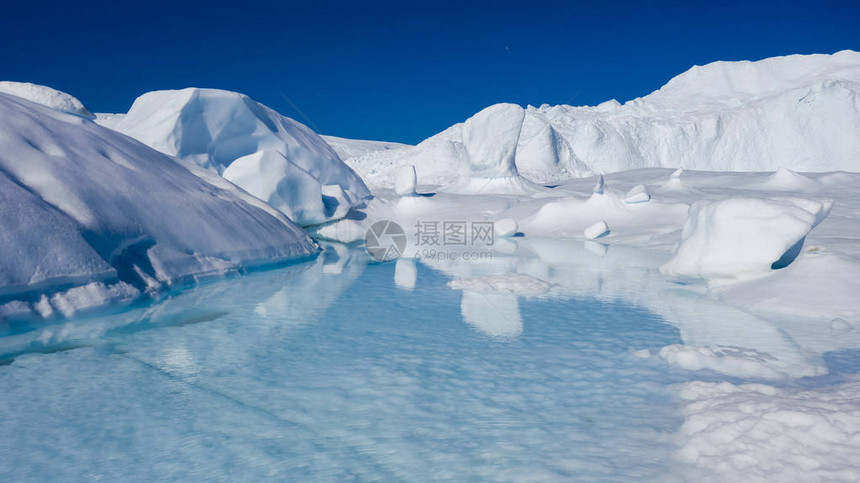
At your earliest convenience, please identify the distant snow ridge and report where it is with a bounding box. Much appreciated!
[113,88,369,225]
[0,81,95,120]
[0,93,317,319]
[345,51,860,189]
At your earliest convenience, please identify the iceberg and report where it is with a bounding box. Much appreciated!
[341,51,860,189]
[0,93,317,319]
[112,88,369,224]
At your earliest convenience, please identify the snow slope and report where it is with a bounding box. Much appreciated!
[321,135,410,161]
[0,93,317,319]
[0,81,95,120]
[345,51,860,189]
[112,88,369,225]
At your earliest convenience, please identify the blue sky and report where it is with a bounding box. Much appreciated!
[1,0,857,144]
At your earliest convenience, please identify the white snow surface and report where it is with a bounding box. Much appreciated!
[112,88,369,224]
[321,134,410,160]
[0,92,316,318]
[675,379,860,481]
[343,51,860,189]
[0,81,95,120]
[660,197,832,283]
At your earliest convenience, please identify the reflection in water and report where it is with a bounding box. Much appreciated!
[393,258,417,290]
[459,291,522,339]
[1,239,859,480]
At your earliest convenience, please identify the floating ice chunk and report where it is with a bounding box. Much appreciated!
[593,174,605,194]
[0,81,94,119]
[624,184,650,203]
[584,220,610,240]
[395,165,418,196]
[448,273,552,297]
[494,218,518,238]
[660,197,832,283]
[223,150,327,226]
[670,167,684,181]
[461,103,525,179]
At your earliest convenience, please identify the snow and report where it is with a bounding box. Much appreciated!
[93,112,125,129]
[342,51,860,190]
[112,88,369,224]
[0,92,316,319]
[321,134,410,160]
[394,165,417,196]
[675,379,860,481]
[0,81,94,119]
[660,197,832,283]
[624,184,650,203]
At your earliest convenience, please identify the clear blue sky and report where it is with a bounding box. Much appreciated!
[1,0,857,144]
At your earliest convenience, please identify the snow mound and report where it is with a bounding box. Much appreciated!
[448,273,553,297]
[0,92,317,318]
[113,88,369,224]
[0,81,94,119]
[677,379,860,481]
[343,51,860,189]
[660,197,832,283]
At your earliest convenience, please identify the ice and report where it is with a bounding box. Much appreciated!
[113,88,369,224]
[0,92,316,319]
[0,81,94,119]
[494,218,518,238]
[584,220,610,240]
[342,51,860,190]
[460,103,524,179]
[394,164,417,196]
[222,150,327,225]
[624,184,650,203]
[660,197,832,283]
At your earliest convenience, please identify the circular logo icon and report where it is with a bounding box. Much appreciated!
[365,220,406,262]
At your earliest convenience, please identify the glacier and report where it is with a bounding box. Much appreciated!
[341,50,860,189]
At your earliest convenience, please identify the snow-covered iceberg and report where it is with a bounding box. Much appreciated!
[112,88,369,224]
[0,93,317,319]
[0,81,95,120]
[342,51,860,189]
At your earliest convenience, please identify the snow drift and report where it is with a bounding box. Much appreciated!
[342,51,860,189]
[0,92,317,318]
[112,88,369,225]
[0,81,95,120]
